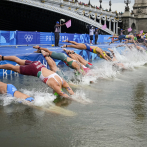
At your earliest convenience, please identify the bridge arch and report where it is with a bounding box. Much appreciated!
[3,0,122,35]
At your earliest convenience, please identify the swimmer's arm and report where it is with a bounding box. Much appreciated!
[38,47,50,53]
[133,40,137,46]
[99,51,109,61]
[53,88,74,101]
[64,86,74,95]
[33,46,50,54]
[14,91,30,100]
[105,54,112,61]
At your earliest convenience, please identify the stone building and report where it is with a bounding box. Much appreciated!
[122,0,147,34]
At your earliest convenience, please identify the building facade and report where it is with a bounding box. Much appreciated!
[122,0,147,34]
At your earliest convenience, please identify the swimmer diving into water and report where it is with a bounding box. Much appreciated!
[33,46,85,75]
[0,81,34,102]
[61,40,112,61]
[35,48,69,82]
[62,49,91,74]
[63,49,94,69]
[107,48,125,69]
[108,35,137,45]
[0,55,75,100]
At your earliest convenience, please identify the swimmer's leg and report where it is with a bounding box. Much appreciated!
[63,40,79,45]
[0,56,26,65]
[45,56,57,72]
[0,64,20,73]
[68,41,79,45]
[108,36,119,40]
[62,44,86,50]
[109,39,119,45]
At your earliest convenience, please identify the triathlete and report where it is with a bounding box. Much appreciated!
[107,48,125,69]
[33,46,85,75]
[63,49,94,69]
[61,40,112,61]
[62,49,91,74]
[35,48,69,82]
[0,55,74,99]
[108,35,137,45]
[117,44,145,52]
[0,81,34,102]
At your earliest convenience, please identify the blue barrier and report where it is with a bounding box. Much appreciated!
[16,31,38,45]
[0,30,112,46]
[0,31,16,45]
[40,32,54,44]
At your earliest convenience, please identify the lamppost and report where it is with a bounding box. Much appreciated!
[109,0,112,12]
[99,0,102,9]
[124,0,131,11]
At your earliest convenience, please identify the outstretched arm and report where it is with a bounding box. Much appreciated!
[63,81,74,95]
[33,46,51,54]
[99,51,110,61]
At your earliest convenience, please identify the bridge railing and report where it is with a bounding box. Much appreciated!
[33,0,117,17]
[8,0,119,35]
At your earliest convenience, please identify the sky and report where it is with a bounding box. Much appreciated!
[80,0,135,13]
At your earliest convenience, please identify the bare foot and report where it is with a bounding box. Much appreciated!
[62,39,68,42]
[61,44,67,48]
[33,45,39,49]
[62,48,67,51]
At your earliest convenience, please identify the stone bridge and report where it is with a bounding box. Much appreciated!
[6,0,122,34]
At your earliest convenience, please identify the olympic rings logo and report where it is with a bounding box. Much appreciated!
[24,34,33,42]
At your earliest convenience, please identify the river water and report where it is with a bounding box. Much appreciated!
[0,46,147,147]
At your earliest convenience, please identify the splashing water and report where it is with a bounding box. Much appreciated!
[1,45,147,107]
[20,89,56,107]
[71,89,92,104]
[79,46,147,84]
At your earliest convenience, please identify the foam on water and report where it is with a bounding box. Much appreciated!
[0,94,16,106]
[1,45,147,106]
[72,46,147,85]
[71,89,92,104]
[0,89,56,107]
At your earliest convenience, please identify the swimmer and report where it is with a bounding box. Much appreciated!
[61,40,112,61]
[108,35,137,45]
[0,81,34,102]
[117,44,145,52]
[107,48,125,69]
[35,49,70,82]
[130,45,145,52]
[33,46,85,75]
[0,55,74,100]
[62,49,91,74]
[63,49,94,69]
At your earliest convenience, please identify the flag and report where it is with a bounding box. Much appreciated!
[128,27,132,32]
[65,19,71,28]
[140,30,143,34]
[102,24,107,30]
